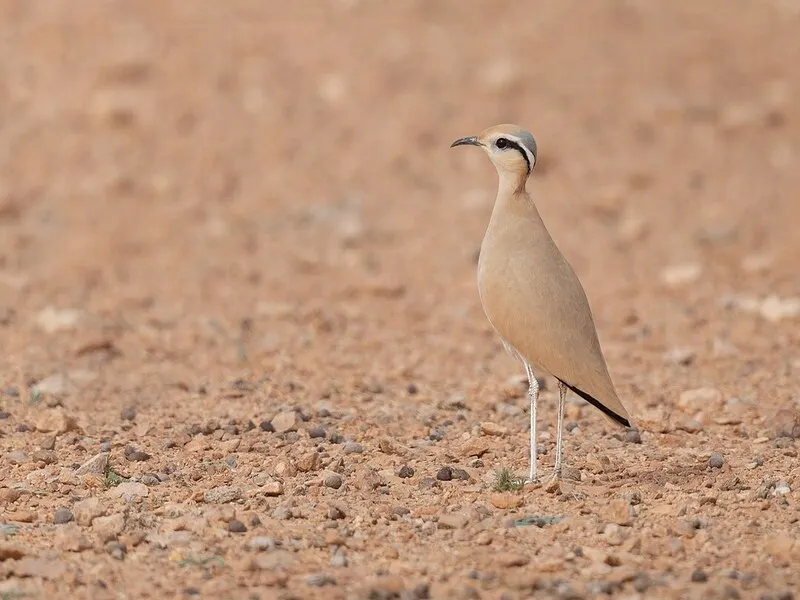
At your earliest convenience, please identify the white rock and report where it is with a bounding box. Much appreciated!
[36,307,81,333]
[660,263,702,287]
[760,295,800,322]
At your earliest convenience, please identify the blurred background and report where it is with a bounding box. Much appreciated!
[1,1,800,597]
[1,1,798,401]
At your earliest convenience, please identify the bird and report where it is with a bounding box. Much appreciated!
[450,124,631,484]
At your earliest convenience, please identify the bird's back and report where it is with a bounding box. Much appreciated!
[478,190,631,427]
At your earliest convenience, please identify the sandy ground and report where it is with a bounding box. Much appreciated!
[1,1,800,598]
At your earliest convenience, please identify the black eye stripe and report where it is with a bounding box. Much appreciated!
[503,139,531,173]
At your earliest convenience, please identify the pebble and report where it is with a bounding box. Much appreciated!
[675,417,703,433]
[774,481,791,496]
[438,513,469,529]
[679,387,723,411]
[0,411,9,419]
[227,520,247,533]
[73,497,104,526]
[461,439,490,458]
[344,441,364,454]
[203,486,242,504]
[93,512,125,539]
[760,295,800,322]
[397,465,414,478]
[120,406,136,421]
[54,508,74,524]
[296,451,320,472]
[5,450,27,464]
[603,499,633,526]
[329,431,345,444]
[660,262,702,287]
[106,541,126,560]
[271,410,300,433]
[124,445,151,462]
[625,428,642,444]
[691,570,708,582]
[259,420,275,432]
[309,426,326,439]
[306,573,335,587]
[436,466,453,481]
[708,453,724,469]
[331,548,348,568]
[328,505,346,520]
[480,422,508,436]
[324,473,343,489]
[248,536,278,551]
[141,473,160,486]
[263,481,284,497]
[495,552,530,567]
[451,468,469,481]
[108,482,149,502]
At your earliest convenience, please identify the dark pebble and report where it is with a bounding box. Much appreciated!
[436,466,453,481]
[328,505,346,520]
[124,446,151,462]
[283,432,299,444]
[0,411,10,419]
[632,573,650,593]
[419,477,439,489]
[708,453,724,469]
[243,420,256,432]
[451,468,469,481]
[413,583,430,599]
[306,573,335,587]
[625,428,642,444]
[429,429,445,441]
[397,465,414,478]
[202,419,220,434]
[691,570,708,583]
[407,383,418,395]
[248,513,262,527]
[227,519,247,533]
[324,474,343,489]
[184,588,200,596]
[54,508,74,524]
[565,421,579,432]
[100,441,112,452]
[259,420,274,432]
[329,432,345,444]
[141,473,160,486]
[120,406,136,421]
[309,426,326,439]
[105,541,126,560]
[4,387,20,397]
[317,407,331,418]
[15,423,30,433]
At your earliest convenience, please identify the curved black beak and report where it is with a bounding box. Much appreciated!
[450,136,480,148]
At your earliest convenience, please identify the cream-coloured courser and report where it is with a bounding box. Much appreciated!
[451,124,631,484]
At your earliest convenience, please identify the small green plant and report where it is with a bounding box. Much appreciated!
[492,468,525,492]
[28,389,42,405]
[103,460,128,489]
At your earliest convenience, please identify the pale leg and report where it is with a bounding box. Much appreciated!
[551,380,566,480]
[524,363,539,484]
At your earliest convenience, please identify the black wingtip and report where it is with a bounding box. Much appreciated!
[560,380,630,428]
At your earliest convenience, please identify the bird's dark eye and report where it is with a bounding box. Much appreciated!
[495,138,508,149]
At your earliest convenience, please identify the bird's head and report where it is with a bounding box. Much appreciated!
[451,124,537,187]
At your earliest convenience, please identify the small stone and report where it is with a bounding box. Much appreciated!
[603,498,633,526]
[259,420,274,432]
[306,573,335,587]
[480,422,508,436]
[308,426,326,439]
[625,428,642,444]
[461,438,490,457]
[328,504,346,520]
[107,482,149,502]
[34,409,79,434]
[296,451,320,472]
[397,465,414,478]
[660,262,702,287]
[331,548,348,568]
[141,473,160,486]
[691,570,708,582]
[496,552,530,567]
[451,468,470,481]
[93,513,125,542]
[760,295,800,322]
[708,453,724,469]
[273,459,297,478]
[489,493,522,509]
[204,486,242,504]
[73,497,104,526]
[16,423,30,432]
[36,307,81,333]
[124,445,151,462]
[675,417,703,433]
[271,410,300,433]
[54,508,74,524]
[664,347,696,366]
[323,473,343,490]
[120,406,136,421]
[329,431,345,444]
[31,374,71,396]
[40,435,56,450]
[106,541,126,560]
[227,520,247,533]
[438,513,469,529]
[343,441,364,454]
[248,536,278,551]
[774,481,791,496]
[436,466,453,481]
[263,481,284,497]
[5,450,27,464]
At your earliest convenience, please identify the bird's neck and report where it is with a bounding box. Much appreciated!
[497,170,529,196]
